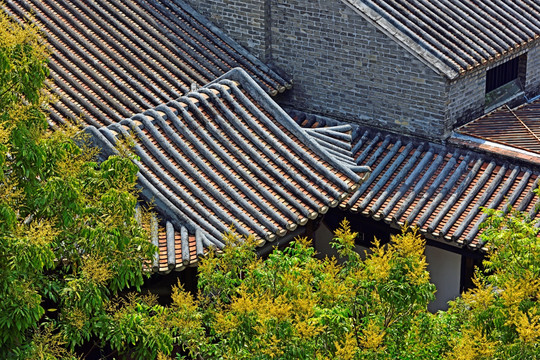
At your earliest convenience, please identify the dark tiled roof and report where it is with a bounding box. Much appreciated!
[3,0,291,128]
[292,111,540,249]
[455,98,540,156]
[344,0,540,79]
[87,69,369,273]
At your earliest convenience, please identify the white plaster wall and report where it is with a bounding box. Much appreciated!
[425,245,461,312]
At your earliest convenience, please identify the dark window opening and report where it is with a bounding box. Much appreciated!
[486,56,520,92]
[485,54,527,109]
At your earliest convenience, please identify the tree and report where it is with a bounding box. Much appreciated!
[0,12,156,358]
[444,207,540,360]
[157,221,450,360]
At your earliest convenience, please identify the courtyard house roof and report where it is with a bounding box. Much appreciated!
[344,0,540,79]
[3,0,290,129]
[293,111,540,249]
[87,69,369,273]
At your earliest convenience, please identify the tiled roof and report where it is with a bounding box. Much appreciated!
[455,98,540,156]
[292,111,540,249]
[3,0,291,128]
[344,0,540,79]
[87,69,369,273]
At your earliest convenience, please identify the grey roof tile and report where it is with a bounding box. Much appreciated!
[87,69,369,273]
[344,0,540,78]
[3,0,291,128]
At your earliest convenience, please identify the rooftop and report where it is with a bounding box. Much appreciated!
[3,0,291,128]
[87,69,369,273]
[344,0,540,79]
[293,110,540,249]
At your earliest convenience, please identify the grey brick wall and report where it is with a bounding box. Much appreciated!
[270,0,449,139]
[182,0,540,139]
[525,44,540,99]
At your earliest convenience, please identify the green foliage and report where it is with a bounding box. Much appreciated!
[0,12,156,358]
[159,221,445,360]
[444,208,540,360]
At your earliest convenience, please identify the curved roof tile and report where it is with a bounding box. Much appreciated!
[88,69,369,273]
[292,110,540,249]
[3,0,291,128]
[344,0,540,78]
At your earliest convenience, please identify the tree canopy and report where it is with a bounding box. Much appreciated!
[0,12,155,358]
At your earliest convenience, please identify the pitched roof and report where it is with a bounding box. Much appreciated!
[292,110,540,249]
[3,0,291,128]
[455,97,540,156]
[344,0,540,79]
[87,69,369,273]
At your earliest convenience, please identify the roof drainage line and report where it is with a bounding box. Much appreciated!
[506,105,540,145]
[47,64,120,125]
[357,139,404,197]
[414,152,470,228]
[50,90,96,127]
[452,163,508,242]
[441,161,497,239]
[168,99,318,221]
[378,147,435,220]
[369,143,426,217]
[218,81,359,188]
[465,165,521,245]
[126,117,265,241]
[483,2,532,41]
[157,102,303,226]
[67,0,186,100]
[516,175,540,212]
[408,151,462,226]
[503,170,532,213]
[393,152,445,222]
[360,141,413,211]
[101,0,207,89]
[152,106,297,230]
[355,133,382,165]
[180,225,191,265]
[108,123,229,244]
[166,0,290,90]
[142,109,283,236]
[164,221,177,268]
[496,1,540,37]
[205,87,344,202]
[123,0,222,82]
[426,157,483,233]
[194,229,205,258]
[43,0,175,101]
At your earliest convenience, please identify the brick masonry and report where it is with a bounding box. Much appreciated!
[184,0,540,140]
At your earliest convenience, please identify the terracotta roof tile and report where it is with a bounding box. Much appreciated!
[291,110,540,249]
[3,0,291,128]
[88,69,369,273]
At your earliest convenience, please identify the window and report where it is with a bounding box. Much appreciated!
[485,54,527,110]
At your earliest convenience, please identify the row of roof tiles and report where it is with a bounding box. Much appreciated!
[292,110,540,249]
[87,69,369,273]
[2,0,290,129]
[456,96,540,156]
[345,0,540,78]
